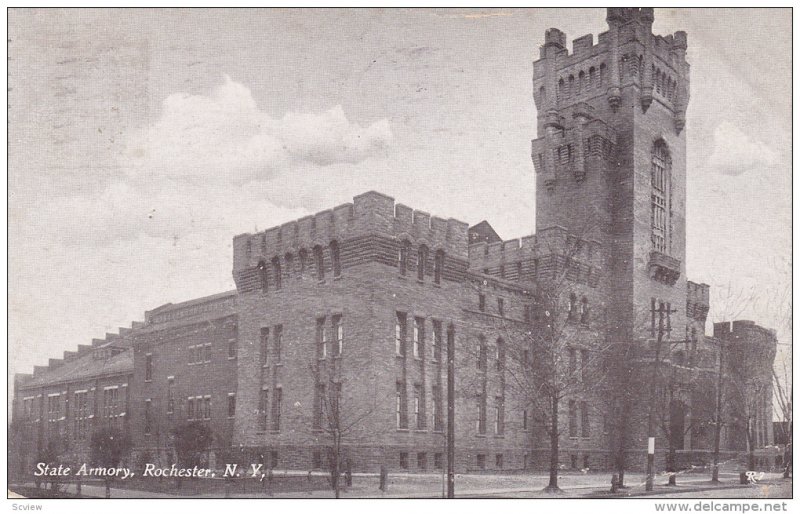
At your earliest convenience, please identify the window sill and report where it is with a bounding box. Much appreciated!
[396,428,410,432]
[475,433,487,438]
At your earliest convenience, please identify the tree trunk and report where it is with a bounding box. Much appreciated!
[747,425,755,471]
[333,438,341,499]
[667,446,677,485]
[545,398,560,492]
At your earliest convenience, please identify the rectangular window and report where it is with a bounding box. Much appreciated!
[145,353,153,382]
[581,349,589,383]
[580,401,590,437]
[333,315,343,356]
[272,257,282,290]
[396,382,408,429]
[432,320,442,362]
[417,452,427,469]
[144,399,152,434]
[569,400,577,438]
[523,409,528,431]
[414,383,425,430]
[413,317,424,359]
[434,453,443,470]
[228,338,237,359]
[167,378,175,414]
[272,388,282,431]
[270,451,278,470]
[274,324,283,363]
[478,294,486,312]
[496,454,504,469]
[477,339,487,371]
[187,397,195,420]
[260,327,270,366]
[228,393,236,418]
[399,452,408,469]
[494,396,504,435]
[73,392,88,440]
[477,392,487,434]
[204,395,212,419]
[259,388,269,431]
[496,339,504,371]
[432,385,442,431]
[477,454,486,470]
[395,312,406,357]
[497,298,504,317]
[313,450,322,469]
[317,317,327,359]
[314,383,325,429]
[204,343,212,363]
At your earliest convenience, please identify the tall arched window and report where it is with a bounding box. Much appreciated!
[285,253,294,276]
[588,66,596,87]
[298,248,308,275]
[434,249,445,284]
[599,63,606,84]
[330,240,341,278]
[271,256,282,290]
[417,245,429,281]
[399,240,411,276]
[651,140,672,253]
[313,245,325,281]
[257,260,268,293]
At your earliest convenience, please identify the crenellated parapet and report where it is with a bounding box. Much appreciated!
[686,280,710,322]
[531,102,617,190]
[532,8,689,133]
[232,191,471,293]
[468,225,603,288]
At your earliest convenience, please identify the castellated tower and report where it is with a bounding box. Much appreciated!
[532,7,690,347]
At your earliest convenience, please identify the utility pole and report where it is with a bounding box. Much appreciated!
[645,303,672,491]
[446,323,455,499]
[711,337,725,482]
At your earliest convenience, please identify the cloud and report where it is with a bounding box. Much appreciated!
[707,121,779,176]
[123,74,392,182]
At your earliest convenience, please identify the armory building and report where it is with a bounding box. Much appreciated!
[10,8,777,476]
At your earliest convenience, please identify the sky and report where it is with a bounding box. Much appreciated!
[7,8,792,401]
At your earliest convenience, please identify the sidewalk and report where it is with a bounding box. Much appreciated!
[11,472,783,499]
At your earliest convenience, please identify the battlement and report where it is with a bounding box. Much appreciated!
[531,109,618,187]
[468,226,602,287]
[713,320,778,342]
[533,8,688,122]
[232,191,470,277]
[686,280,710,322]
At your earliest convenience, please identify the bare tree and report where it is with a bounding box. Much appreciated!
[310,357,374,498]
[470,223,610,493]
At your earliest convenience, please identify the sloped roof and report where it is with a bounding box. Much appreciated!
[18,345,133,390]
[468,220,502,244]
